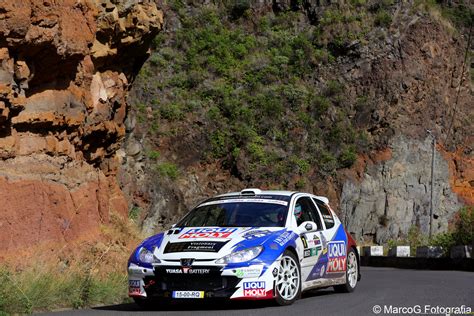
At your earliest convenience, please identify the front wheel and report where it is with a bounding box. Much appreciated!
[334,247,358,293]
[275,250,301,305]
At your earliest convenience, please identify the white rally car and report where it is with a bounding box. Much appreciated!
[128,189,360,307]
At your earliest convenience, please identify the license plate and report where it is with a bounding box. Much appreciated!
[172,291,204,299]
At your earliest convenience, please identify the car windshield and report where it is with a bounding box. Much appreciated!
[176,201,288,227]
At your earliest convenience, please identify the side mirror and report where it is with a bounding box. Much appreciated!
[298,221,318,234]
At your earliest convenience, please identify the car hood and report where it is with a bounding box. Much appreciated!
[154,226,286,261]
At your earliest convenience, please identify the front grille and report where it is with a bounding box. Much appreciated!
[145,266,240,294]
[163,241,229,253]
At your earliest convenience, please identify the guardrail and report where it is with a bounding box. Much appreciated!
[357,245,473,272]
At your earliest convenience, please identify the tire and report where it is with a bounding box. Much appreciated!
[334,247,358,293]
[275,250,302,306]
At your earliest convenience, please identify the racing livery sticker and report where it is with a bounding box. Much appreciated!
[306,224,348,281]
[243,281,266,297]
[129,280,142,296]
[164,241,228,252]
[320,233,328,254]
[243,230,273,240]
[327,241,346,273]
[165,268,211,274]
[200,199,288,207]
[234,266,263,278]
[301,235,308,248]
[179,228,237,239]
[309,235,321,247]
[304,246,322,258]
[275,231,292,246]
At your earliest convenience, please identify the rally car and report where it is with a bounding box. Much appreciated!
[128,189,361,307]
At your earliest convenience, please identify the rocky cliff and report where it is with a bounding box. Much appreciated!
[341,136,462,243]
[124,0,472,242]
[0,0,471,258]
[0,0,162,259]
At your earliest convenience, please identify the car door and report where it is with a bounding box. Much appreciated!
[293,196,325,282]
[312,198,347,281]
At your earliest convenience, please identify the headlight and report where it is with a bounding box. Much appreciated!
[215,246,263,264]
[138,247,160,264]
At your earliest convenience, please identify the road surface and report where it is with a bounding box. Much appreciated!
[40,267,474,316]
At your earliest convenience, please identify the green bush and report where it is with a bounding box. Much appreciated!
[128,206,142,221]
[310,95,331,117]
[210,130,230,158]
[291,156,310,175]
[147,150,160,160]
[159,103,184,121]
[430,232,456,255]
[441,5,474,29]
[246,141,267,164]
[407,225,428,256]
[155,162,179,180]
[325,80,344,96]
[338,145,357,168]
[229,0,251,19]
[374,10,392,27]
[349,0,367,7]
[431,206,474,252]
[295,179,306,190]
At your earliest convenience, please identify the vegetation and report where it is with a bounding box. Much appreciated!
[155,162,179,180]
[430,206,474,254]
[386,225,428,256]
[0,266,128,314]
[0,213,142,314]
[133,2,388,187]
[134,0,471,188]
[440,4,473,28]
[414,0,473,29]
[386,206,474,256]
[129,206,142,221]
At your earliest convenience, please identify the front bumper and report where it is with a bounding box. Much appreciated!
[128,262,276,300]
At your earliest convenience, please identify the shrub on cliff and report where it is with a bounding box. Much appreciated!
[430,206,474,252]
[134,4,377,187]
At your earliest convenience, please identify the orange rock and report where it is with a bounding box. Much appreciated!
[0,0,162,259]
[439,145,474,205]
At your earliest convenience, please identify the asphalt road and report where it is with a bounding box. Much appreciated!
[41,267,474,316]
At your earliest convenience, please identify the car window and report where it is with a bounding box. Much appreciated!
[294,197,323,229]
[313,198,335,229]
[177,202,288,227]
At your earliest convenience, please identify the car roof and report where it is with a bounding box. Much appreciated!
[215,189,330,204]
[216,190,296,197]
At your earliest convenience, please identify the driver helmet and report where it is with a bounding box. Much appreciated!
[294,204,303,218]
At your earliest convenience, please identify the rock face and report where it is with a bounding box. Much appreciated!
[340,136,462,244]
[0,0,162,258]
[124,1,472,243]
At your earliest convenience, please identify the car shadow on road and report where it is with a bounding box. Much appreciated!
[93,289,337,312]
[93,300,272,312]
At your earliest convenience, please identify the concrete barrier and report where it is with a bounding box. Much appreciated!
[416,246,444,258]
[450,245,472,259]
[360,256,474,272]
[357,244,473,271]
[388,246,410,257]
[363,246,383,257]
